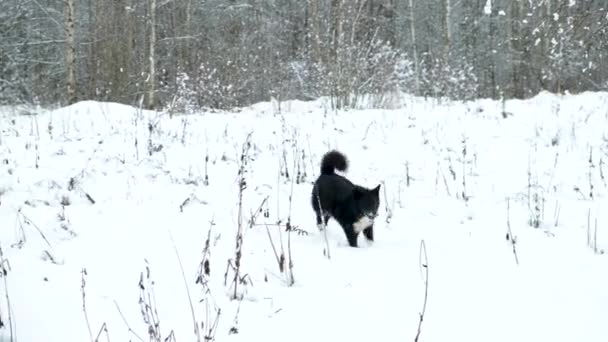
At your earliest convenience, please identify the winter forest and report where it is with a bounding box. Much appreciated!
[1,0,607,109]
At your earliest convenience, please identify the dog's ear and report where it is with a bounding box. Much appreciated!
[371,184,381,196]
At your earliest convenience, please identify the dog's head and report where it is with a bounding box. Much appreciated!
[353,184,381,221]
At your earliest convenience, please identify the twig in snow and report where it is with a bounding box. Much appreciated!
[168,231,201,342]
[17,209,53,248]
[0,246,14,342]
[31,115,41,169]
[593,217,599,254]
[406,161,411,187]
[194,217,222,342]
[414,240,429,342]
[435,160,451,197]
[460,135,469,203]
[114,300,145,342]
[138,262,169,342]
[588,148,595,200]
[204,303,222,342]
[249,197,269,230]
[228,300,242,335]
[599,158,607,189]
[93,322,110,342]
[178,194,208,213]
[164,331,177,342]
[585,209,603,255]
[196,217,215,288]
[67,177,96,204]
[17,209,61,264]
[527,148,543,228]
[81,268,94,342]
[273,159,289,275]
[225,132,254,300]
[264,224,284,273]
[382,180,393,224]
[505,198,520,265]
[397,179,405,208]
[286,224,295,286]
[284,142,300,286]
[553,200,561,227]
[204,148,210,186]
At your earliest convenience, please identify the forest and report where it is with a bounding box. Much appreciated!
[1,0,607,110]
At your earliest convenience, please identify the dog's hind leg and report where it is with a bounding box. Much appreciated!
[363,225,374,242]
[315,211,324,230]
[316,213,330,231]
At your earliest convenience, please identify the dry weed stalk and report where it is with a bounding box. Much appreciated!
[81,269,110,342]
[81,268,94,342]
[460,135,469,202]
[0,246,14,342]
[225,132,254,300]
[195,217,222,341]
[93,323,110,342]
[138,263,174,342]
[414,240,429,342]
[381,180,393,224]
[586,209,603,255]
[283,141,301,286]
[588,148,595,200]
[505,198,520,265]
[114,300,145,342]
[168,231,201,342]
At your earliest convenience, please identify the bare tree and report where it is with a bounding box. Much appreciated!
[442,0,451,64]
[408,0,420,95]
[63,0,77,104]
[308,0,323,66]
[146,0,157,109]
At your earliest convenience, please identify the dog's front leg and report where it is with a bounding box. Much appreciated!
[363,225,374,242]
[345,228,359,247]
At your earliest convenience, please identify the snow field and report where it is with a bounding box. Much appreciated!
[0,92,607,342]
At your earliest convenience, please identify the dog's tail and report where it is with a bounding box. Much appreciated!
[320,150,348,175]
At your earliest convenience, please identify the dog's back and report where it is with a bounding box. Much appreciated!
[311,150,353,211]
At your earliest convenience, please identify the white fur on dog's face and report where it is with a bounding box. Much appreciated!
[353,215,374,233]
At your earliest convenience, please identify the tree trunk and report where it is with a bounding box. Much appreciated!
[442,0,451,64]
[126,0,135,79]
[509,0,521,98]
[488,1,497,99]
[64,0,77,104]
[87,0,98,99]
[307,0,322,65]
[183,0,193,72]
[147,0,157,109]
[408,0,419,95]
[330,0,344,107]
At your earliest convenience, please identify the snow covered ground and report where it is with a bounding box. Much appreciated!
[0,92,607,342]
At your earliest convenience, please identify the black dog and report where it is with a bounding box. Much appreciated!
[311,150,381,247]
